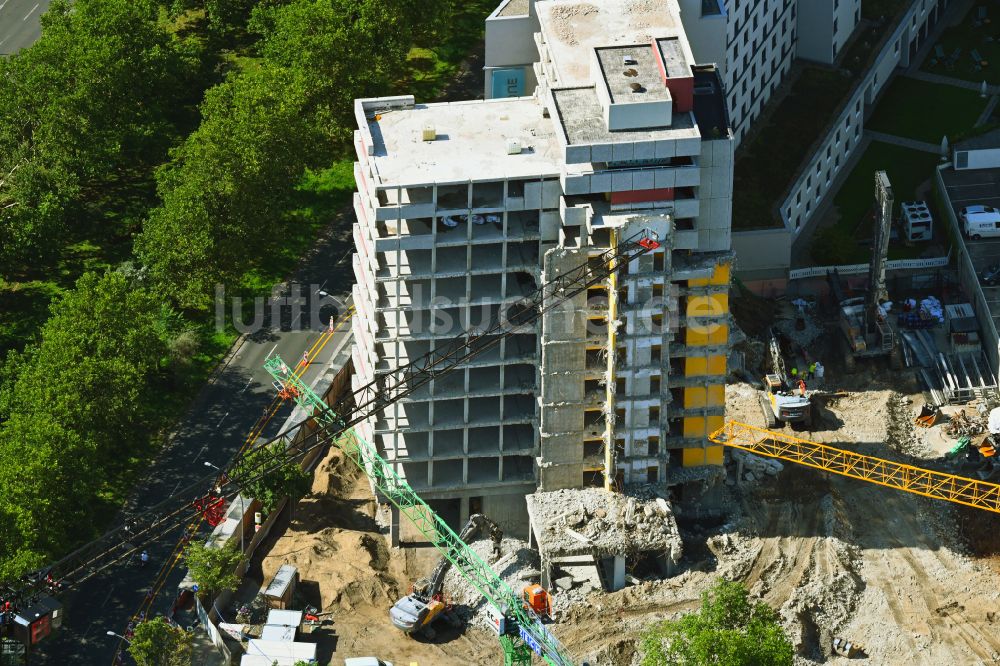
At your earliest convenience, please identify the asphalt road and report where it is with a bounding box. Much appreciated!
[31,225,357,664]
[0,0,49,55]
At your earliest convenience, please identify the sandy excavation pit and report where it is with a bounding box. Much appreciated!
[251,308,1000,665]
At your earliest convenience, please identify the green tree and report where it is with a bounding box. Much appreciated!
[639,579,793,666]
[128,617,194,666]
[250,0,414,137]
[0,0,190,277]
[233,441,311,513]
[183,540,244,596]
[0,270,170,579]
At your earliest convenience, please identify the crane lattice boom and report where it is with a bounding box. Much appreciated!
[709,421,1000,513]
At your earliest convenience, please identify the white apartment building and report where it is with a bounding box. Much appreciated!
[484,1,861,145]
[352,0,734,538]
[677,0,860,144]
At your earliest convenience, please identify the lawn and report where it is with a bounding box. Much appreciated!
[810,141,942,264]
[921,4,1000,85]
[866,76,989,143]
[733,67,854,230]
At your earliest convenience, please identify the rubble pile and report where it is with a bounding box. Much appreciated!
[441,537,539,626]
[526,488,683,560]
[730,449,783,484]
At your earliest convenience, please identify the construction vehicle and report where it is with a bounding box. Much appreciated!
[390,513,502,639]
[6,231,658,666]
[759,328,812,428]
[832,637,864,658]
[522,584,553,620]
[827,171,902,372]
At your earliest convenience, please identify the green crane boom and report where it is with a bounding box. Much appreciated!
[264,355,573,666]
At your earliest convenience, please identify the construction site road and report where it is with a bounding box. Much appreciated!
[32,226,356,665]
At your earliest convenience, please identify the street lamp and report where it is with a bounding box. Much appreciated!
[203,461,246,556]
[106,630,130,645]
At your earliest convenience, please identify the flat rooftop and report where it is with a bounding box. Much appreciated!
[497,0,530,17]
[550,86,698,145]
[365,98,561,187]
[526,488,683,557]
[596,45,671,104]
[536,0,681,87]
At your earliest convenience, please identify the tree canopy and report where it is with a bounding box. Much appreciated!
[640,579,794,666]
[0,271,170,578]
[0,0,189,278]
[128,617,194,666]
[233,441,312,513]
[183,540,244,596]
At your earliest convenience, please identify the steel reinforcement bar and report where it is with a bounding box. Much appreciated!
[709,420,1000,514]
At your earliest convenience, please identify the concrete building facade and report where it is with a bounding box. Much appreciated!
[351,0,733,538]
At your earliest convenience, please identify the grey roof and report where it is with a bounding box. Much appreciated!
[956,127,1000,151]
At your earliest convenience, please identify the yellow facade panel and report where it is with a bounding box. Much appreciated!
[707,355,727,375]
[683,416,705,438]
[707,415,724,434]
[683,448,706,466]
[684,387,706,408]
[688,276,710,287]
[687,327,708,346]
[707,385,725,406]
[708,324,729,346]
[685,356,708,376]
[710,263,731,285]
[705,445,724,465]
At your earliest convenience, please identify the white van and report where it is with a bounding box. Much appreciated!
[961,205,1000,239]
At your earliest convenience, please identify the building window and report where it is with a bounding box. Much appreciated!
[855,8,859,23]
[894,38,900,54]
[796,192,802,206]
[855,99,861,114]
[826,145,832,161]
[806,176,812,189]
[806,201,812,214]
[833,18,839,35]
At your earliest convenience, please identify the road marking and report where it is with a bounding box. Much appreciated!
[0,2,7,12]
[217,410,229,427]
[239,376,253,394]
[265,343,278,360]
[101,585,117,607]
[23,3,39,20]
[192,444,207,463]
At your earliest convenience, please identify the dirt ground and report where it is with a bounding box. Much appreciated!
[255,313,1000,665]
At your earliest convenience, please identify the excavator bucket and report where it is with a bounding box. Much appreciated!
[915,404,938,428]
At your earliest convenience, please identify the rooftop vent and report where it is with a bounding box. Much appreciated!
[629,82,645,93]
[506,138,522,155]
[623,68,639,77]
[622,55,637,66]
[421,125,436,141]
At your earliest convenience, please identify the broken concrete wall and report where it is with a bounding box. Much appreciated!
[539,248,590,491]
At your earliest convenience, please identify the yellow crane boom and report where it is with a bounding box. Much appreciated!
[709,421,1000,514]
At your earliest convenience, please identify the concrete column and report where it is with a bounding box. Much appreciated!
[611,555,626,591]
[460,496,471,524]
[540,553,551,590]
[390,504,400,548]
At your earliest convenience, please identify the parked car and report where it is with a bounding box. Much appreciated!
[961,204,1000,239]
[981,262,1000,286]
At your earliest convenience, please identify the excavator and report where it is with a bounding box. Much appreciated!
[390,513,503,639]
[759,328,812,429]
[13,225,1000,666]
